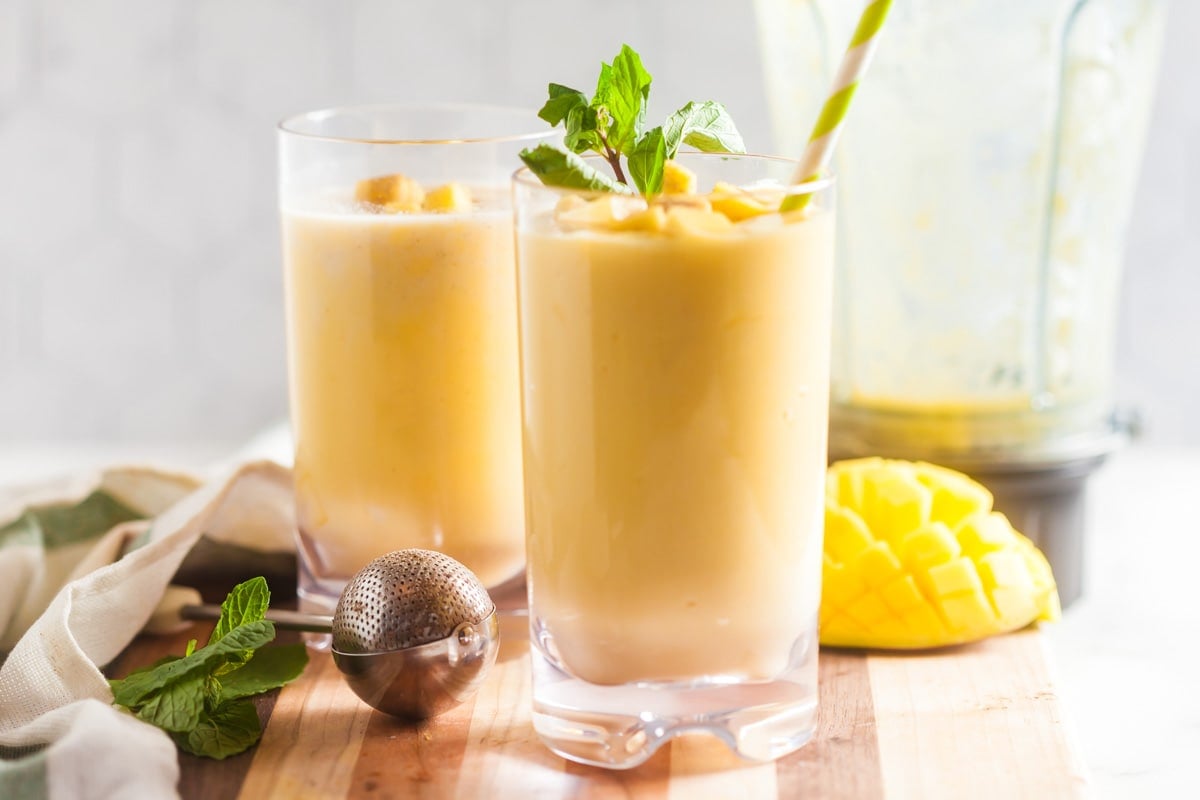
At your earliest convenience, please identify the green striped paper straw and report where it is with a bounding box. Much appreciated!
[780,0,893,212]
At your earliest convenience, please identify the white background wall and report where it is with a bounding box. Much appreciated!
[0,0,1195,448]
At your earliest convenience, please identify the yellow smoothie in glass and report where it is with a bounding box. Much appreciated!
[282,186,525,590]
[518,184,834,685]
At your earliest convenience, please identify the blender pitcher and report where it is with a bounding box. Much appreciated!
[755,0,1168,603]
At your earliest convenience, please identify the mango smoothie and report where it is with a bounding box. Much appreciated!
[282,183,525,591]
[517,178,834,685]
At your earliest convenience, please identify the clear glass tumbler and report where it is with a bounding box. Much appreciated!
[514,154,835,768]
[278,106,556,628]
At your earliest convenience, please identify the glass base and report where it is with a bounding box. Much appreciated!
[529,617,819,769]
[296,547,341,651]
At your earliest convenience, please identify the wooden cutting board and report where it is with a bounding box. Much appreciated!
[112,615,1088,799]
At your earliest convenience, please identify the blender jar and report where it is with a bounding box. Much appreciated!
[756,0,1166,458]
[755,0,1168,603]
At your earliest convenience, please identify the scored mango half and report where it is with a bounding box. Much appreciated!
[820,458,1061,649]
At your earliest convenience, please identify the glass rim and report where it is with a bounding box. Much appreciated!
[511,151,836,196]
[278,102,556,145]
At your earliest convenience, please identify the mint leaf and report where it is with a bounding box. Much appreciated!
[519,144,631,194]
[663,101,746,157]
[628,127,666,196]
[134,672,206,733]
[209,576,269,675]
[594,61,613,104]
[174,699,262,760]
[538,83,588,126]
[564,103,603,154]
[115,653,181,682]
[111,619,275,707]
[595,45,651,154]
[209,575,268,646]
[218,644,308,703]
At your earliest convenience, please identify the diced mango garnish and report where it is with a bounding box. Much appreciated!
[613,206,667,233]
[710,181,773,222]
[548,178,815,232]
[557,195,650,231]
[423,182,473,213]
[652,194,712,213]
[664,207,735,235]
[355,173,425,212]
[662,160,698,195]
[820,458,1061,650]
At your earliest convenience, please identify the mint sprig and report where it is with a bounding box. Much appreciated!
[521,44,746,196]
[519,144,631,194]
[110,577,308,760]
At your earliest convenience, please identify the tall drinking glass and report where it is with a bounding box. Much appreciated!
[514,154,835,768]
[278,106,556,629]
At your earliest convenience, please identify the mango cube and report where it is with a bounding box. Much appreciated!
[664,207,735,236]
[957,513,1017,557]
[612,206,667,233]
[710,181,773,222]
[855,541,904,588]
[938,590,997,634]
[423,182,473,213]
[900,522,960,571]
[861,465,932,545]
[880,575,925,614]
[926,557,985,597]
[824,503,874,564]
[558,195,650,231]
[662,160,698,194]
[914,461,993,531]
[355,173,425,213]
[822,557,867,610]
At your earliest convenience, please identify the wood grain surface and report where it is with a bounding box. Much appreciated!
[111,615,1087,799]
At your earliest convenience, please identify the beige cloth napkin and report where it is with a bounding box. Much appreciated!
[0,461,295,800]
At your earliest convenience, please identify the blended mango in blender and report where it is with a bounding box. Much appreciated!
[282,178,525,590]
[518,177,834,685]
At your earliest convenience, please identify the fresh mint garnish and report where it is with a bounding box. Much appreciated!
[519,144,631,194]
[627,127,666,196]
[663,101,746,156]
[110,577,308,760]
[520,44,746,196]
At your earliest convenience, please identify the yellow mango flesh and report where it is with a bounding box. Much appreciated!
[821,458,1060,649]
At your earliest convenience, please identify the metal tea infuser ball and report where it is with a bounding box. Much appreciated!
[182,549,499,720]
